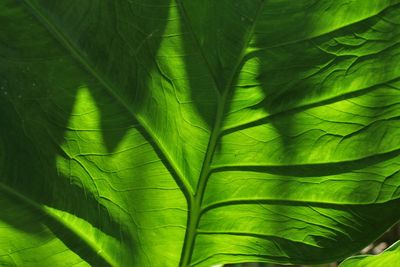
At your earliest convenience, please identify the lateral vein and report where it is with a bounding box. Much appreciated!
[20,0,193,198]
[0,181,116,267]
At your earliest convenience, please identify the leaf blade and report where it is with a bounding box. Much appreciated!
[339,240,400,267]
[1,1,400,266]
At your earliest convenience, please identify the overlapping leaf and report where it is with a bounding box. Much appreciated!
[339,241,400,267]
[1,0,400,266]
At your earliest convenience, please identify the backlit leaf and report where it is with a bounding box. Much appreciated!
[1,1,400,266]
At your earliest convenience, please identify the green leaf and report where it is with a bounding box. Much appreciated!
[1,0,400,266]
[339,240,400,267]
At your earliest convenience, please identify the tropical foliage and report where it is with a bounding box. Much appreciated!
[1,1,400,266]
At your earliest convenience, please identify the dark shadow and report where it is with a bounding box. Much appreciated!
[179,0,265,128]
[250,1,400,194]
[0,188,113,267]
[29,0,172,152]
[0,0,172,266]
[213,147,400,177]
[175,0,400,265]
[199,198,400,265]
[0,59,117,266]
[227,2,400,265]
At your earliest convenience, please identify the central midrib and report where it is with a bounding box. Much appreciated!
[178,1,266,266]
[20,0,266,265]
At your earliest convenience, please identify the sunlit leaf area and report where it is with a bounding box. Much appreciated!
[1,1,399,266]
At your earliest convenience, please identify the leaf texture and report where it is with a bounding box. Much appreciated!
[1,0,400,266]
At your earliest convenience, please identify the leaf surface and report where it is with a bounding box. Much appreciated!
[1,0,400,266]
[339,241,400,267]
